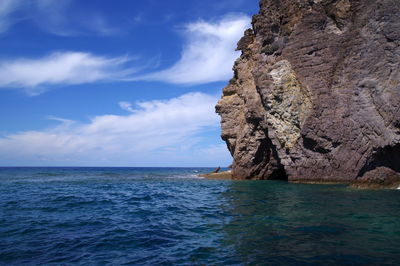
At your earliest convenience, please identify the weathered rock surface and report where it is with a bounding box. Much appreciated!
[351,167,400,189]
[216,0,400,181]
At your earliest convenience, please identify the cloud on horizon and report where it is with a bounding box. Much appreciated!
[137,14,250,85]
[0,92,230,166]
[0,51,135,95]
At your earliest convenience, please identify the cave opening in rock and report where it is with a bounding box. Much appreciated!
[357,143,400,178]
[268,167,288,181]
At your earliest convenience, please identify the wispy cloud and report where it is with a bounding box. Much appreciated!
[0,0,118,36]
[139,14,250,85]
[35,0,120,36]
[0,51,135,95]
[0,92,230,166]
[0,14,250,93]
[0,0,23,33]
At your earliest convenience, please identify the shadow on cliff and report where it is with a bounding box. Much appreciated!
[357,143,400,178]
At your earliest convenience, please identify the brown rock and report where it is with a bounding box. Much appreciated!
[216,0,400,182]
[351,167,400,189]
[199,171,233,180]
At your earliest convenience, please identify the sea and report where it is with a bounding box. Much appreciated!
[0,167,399,265]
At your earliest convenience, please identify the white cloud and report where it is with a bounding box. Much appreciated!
[118,101,135,113]
[0,51,135,95]
[139,14,250,85]
[0,14,250,92]
[0,92,231,166]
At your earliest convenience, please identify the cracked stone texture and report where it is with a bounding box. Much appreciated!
[216,0,400,181]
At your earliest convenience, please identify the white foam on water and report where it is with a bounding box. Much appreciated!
[185,174,203,179]
[165,174,204,179]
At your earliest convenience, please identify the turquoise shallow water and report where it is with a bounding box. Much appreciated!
[0,167,399,265]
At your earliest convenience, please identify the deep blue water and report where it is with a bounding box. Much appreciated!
[0,167,399,265]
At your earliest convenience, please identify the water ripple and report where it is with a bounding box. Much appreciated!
[0,167,399,265]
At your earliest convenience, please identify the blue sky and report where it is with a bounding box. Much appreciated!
[0,0,258,167]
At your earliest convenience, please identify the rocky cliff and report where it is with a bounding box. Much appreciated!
[217,0,400,182]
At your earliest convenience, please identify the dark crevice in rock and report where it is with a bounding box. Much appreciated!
[303,136,331,154]
[271,24,280,33]
[246,117,262,128]
[261,43,279,55]
[254,135,288,181]
[268,149,288,181]
[316,18,329,30]
[253,138,270,165]
[384,34,394,43]
[262,37,275,46]
[265,128,288,181]
[268,167,288,181]
[332,141,340,149]
[222,90,236,97]
[307,49,317,56]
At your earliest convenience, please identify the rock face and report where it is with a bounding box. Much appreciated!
[351,167,400,189]
[216,0,400,181]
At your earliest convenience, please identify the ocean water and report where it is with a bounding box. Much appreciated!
[0,167,399,265]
